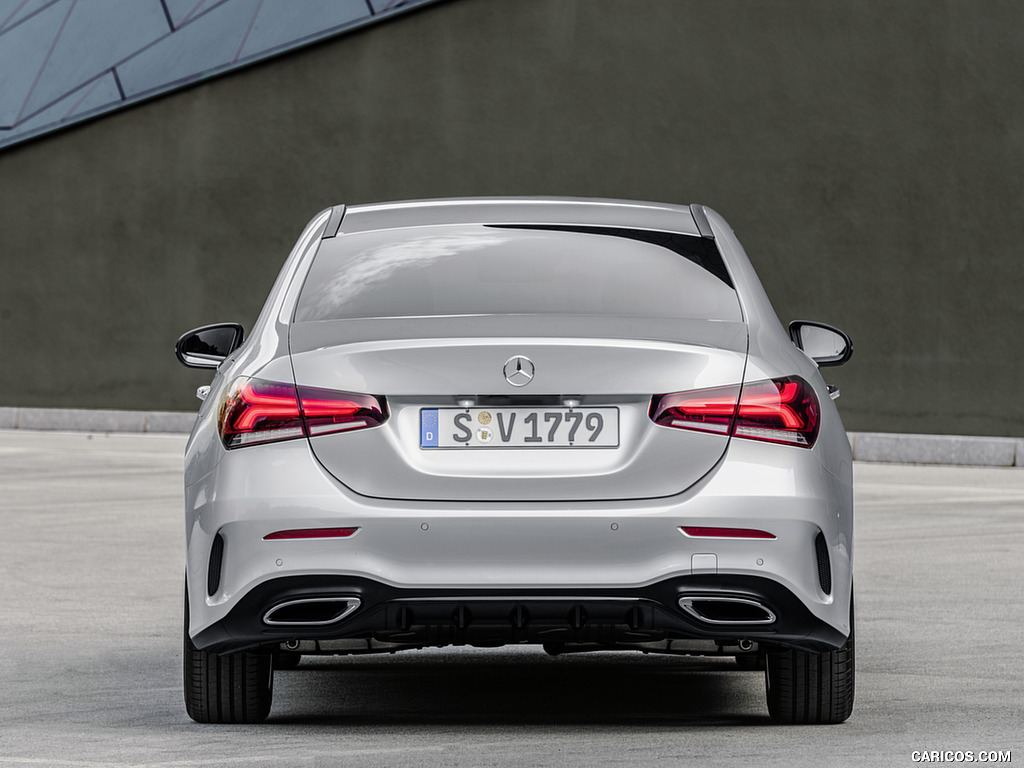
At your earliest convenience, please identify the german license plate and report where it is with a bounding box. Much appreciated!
[420,407,619,448]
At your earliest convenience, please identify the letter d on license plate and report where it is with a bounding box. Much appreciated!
[420,409,439,447]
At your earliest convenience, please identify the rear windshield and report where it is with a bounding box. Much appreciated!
[293,224,741,322]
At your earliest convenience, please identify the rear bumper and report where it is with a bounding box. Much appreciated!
[185,436,853,651]
[192,573,848,654]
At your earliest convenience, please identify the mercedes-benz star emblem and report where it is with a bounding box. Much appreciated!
[503,355,535,387]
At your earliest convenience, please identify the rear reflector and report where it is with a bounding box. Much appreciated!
[680,526,776,539]
[650,376,820,448]
[218,378,387,449]
[263,527,359,540]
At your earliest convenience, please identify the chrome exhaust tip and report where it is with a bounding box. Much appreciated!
[678,596,776,625]
[263,597,361,626]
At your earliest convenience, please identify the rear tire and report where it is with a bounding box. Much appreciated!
[183,587,273,723]
[765,604,854,724]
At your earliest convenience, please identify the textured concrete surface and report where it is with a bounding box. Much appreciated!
[850,432,1021,467]
[0,406,195,433]
[0,430,1020,766]
[1,0,1024,438]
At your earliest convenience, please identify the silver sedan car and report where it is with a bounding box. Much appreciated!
[175,197,854,724]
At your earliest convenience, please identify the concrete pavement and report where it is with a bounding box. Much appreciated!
[0,430,1020,766]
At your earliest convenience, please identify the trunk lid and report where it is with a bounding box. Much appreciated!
[289,316,746,501]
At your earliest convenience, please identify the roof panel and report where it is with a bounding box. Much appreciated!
[13,71,120,133]
[368,0,432,12]
[0,0,58,34]
[115,0,261,99]
[163,0,221,29]
[0,0,441,149]
[238,0,369,62]
[341,198,703,237]
[20,0,168,118]
[0,0,68,127]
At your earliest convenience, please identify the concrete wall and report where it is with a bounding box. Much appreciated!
[1,0,1021,435]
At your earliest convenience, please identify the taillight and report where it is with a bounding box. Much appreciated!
[732,378,819,447]
[218,378,388,449]
[298,385,388,437]
[649,384,740,435]
[220,379,304,448]
[650,376,819,448]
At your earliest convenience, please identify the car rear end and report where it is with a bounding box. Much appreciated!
[181,198,853,723]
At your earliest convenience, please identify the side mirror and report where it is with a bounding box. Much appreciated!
[175,323,244,369]
[788,321,852,367]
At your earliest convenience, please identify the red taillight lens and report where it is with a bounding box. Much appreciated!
[650,376,820,448]
[649,384,740,435]
[220,379,305,448]
[298,385,388,437]
[218,378,388,449]
[733,377,819,447]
